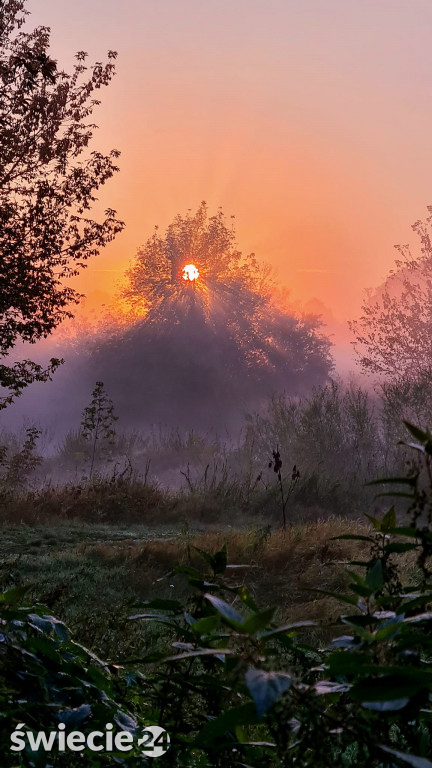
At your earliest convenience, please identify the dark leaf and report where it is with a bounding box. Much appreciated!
[245,668,291,717]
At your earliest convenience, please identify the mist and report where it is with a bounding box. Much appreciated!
[0,283,333,445]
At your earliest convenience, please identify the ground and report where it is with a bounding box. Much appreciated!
[0,518,372,658]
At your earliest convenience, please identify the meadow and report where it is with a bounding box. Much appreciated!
[0,518,370,658]
[2,381,432,766]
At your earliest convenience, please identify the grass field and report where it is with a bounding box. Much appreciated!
[0,517,372,659]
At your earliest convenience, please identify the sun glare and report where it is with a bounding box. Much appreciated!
[182,264,199,282]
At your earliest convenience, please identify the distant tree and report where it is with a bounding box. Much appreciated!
[123,202,332,380]
[350,208,432,379]
[0,425,41,494]
[123,201,271,322]
[0,0,124,408]
[81,381,117,479]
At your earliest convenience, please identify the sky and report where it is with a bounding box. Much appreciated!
[29,0,432,330]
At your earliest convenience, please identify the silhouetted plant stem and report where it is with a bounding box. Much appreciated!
[269,446,300,530]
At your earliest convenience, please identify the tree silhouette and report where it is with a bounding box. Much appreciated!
[81,381,117,479]
[0,0,124,408]
[350,207,432,379]
[124,201,270,326]
[63,204,335,430]
[123,202,332,377]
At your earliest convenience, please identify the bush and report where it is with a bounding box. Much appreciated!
[0,588,146,766]
[124,421,432,766]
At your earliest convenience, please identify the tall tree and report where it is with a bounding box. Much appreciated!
[123,202,332,377]
[0,0,124,408]
[123,201,270,325]
[89,203,335,429]
[350,208,432,379]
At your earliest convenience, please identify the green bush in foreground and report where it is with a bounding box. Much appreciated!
[3,422,432,766]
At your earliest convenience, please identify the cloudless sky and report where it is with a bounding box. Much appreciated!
[29,0,432,323]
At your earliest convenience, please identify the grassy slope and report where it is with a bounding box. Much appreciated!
[0,518,372,658]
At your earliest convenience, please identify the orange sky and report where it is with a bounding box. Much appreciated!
[30,0,432,334]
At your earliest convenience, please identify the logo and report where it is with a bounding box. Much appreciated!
[11,723,170,757]
[137,726,170,757]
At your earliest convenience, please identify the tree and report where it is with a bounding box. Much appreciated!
[350,207,432,379]
[123,202,332,379]
[81,381,118,479]
[53,203,332,430]
[0,0,124,408]
[123,201,270,324]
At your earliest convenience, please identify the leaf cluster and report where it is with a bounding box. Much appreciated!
[0,1,124,407]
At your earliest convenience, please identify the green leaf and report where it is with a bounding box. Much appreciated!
[58,704,91,728]
[388,527,419,538]
[0,585,31,604]
[347,570,366,586]
[379,745,432,768]
[196,703,260,744]
[365,559,384,592]
[52,619,69,642]
[327,651,368,677]
[365,514,382,532]
[193,545,228,574]
[258,620,317,639]
[211,545,228,575]
[236,585,258,612]
[245,668,291,717]
[400,441,426,454]
[190,615,220,635]
[128,612,179,622]
[397,594,432,614]
[172,564,203,579]
[27,614,53,634]
[381,506,396,532]
[242,607,275,635]
[204,594,243,625]
[349,583,374,598]
[350,674,428,703]
[385,542,418,554]
[362,698,410,711]
[26,636,60,662]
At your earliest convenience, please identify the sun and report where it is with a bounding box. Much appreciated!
[182,264,199,282]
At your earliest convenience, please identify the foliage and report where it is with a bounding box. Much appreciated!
[114,203,333,423]
[6,420,432,765]
[350,207,432,379]
[81,381,118,479]
[244,380,387,515]
[381,370,432,449]
[123,201,269,322]
[4,378,432,524]
[0,587,148,766]
[125,425,432,766]
[0,0,124,407]
[0,518,367,659]
[0,425,41,496]
[0,379,412,524]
